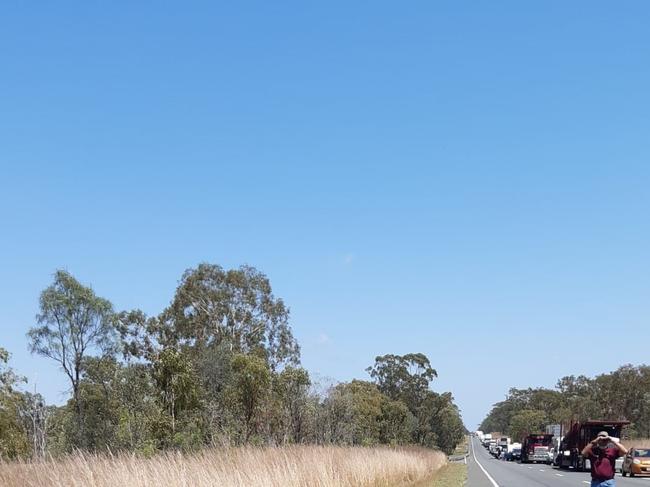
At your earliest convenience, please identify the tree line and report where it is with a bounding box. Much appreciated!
[0,264,465,459]
[480,366,650,440]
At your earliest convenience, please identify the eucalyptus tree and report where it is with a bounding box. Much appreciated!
[160,264,300,369]
[27,270,117,445]
[367,353,437,414]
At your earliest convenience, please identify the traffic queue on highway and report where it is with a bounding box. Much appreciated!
[474,421,650,478]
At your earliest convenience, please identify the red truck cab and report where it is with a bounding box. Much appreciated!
[521,433,554,464]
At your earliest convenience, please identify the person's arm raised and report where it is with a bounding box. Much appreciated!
[582,438,597,457]
[611,438,628,456]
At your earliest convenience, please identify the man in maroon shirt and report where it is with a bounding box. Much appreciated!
[581,431,628,487]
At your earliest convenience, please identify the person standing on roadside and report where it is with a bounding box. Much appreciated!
[581,431,628,487]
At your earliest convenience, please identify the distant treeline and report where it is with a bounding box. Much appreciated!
[0,264,465,459]
[480,366,650,441]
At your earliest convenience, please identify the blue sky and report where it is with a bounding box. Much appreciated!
[2,2,650,428]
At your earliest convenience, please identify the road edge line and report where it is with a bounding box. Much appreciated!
[471,438,500,487]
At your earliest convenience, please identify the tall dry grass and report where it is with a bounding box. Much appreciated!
[0,446,446,487]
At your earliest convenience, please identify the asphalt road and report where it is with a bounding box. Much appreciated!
[467,436,650,487]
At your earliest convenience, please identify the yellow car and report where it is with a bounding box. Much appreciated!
[622,448,650,477]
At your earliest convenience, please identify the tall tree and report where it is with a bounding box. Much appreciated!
[27,270,117,445]
[367,353,437,411]
[328,380,384,446]
[160,264,300,369]
[272,366,311,444]
[152,348,201,438]
[366,353,464,451]
[225,353,271,443]
[509,409,547,442]
[0,347,29,458]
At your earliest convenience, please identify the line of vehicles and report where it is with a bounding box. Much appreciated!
[474,420,650,477]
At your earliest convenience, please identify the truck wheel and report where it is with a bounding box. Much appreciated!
[630,470,635,478]
[574,458,581,471]
[622,467,627,477]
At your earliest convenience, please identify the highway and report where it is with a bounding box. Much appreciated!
[467,436,650,487]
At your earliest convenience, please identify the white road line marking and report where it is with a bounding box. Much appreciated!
[539,469,545,471]
[555,473,564,476]
[470,439,500,487]
[582,482,590,484]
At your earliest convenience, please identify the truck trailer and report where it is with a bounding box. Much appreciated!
[555,420,630,471]
[521,433,554,464]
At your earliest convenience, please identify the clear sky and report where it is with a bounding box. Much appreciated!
[2,2,650,429]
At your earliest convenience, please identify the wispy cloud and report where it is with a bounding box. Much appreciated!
[343,253,355,265]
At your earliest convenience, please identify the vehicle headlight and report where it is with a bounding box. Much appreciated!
[634,459,641,465]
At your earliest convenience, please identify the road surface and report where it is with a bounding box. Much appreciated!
[467,436,650,487]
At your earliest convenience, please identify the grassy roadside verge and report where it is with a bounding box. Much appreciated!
[452,436,469,456]
[410,462,467,487]
[408,436,469,487]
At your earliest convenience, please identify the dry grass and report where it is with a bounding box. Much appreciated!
[422,463,467,487]
[0,446,447,487]
[408,462,466,487]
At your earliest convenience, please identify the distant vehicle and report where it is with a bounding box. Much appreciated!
[489,442,502,458]
[555,420,630,471]
[521,434,554,464]
[506,448,522,461]
[622,447,650,477]
[498,437,511,452]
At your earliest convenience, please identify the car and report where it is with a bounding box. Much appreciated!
[622,447,650,477]
[505,448,521,461]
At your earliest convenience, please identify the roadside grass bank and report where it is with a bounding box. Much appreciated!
[0,445,447,487]
[452,436,469,456]
[410,463,467,487]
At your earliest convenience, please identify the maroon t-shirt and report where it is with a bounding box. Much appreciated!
[589,447,620,480]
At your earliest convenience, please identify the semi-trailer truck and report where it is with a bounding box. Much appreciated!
[555,420,630,471]
[521,433,554,464]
